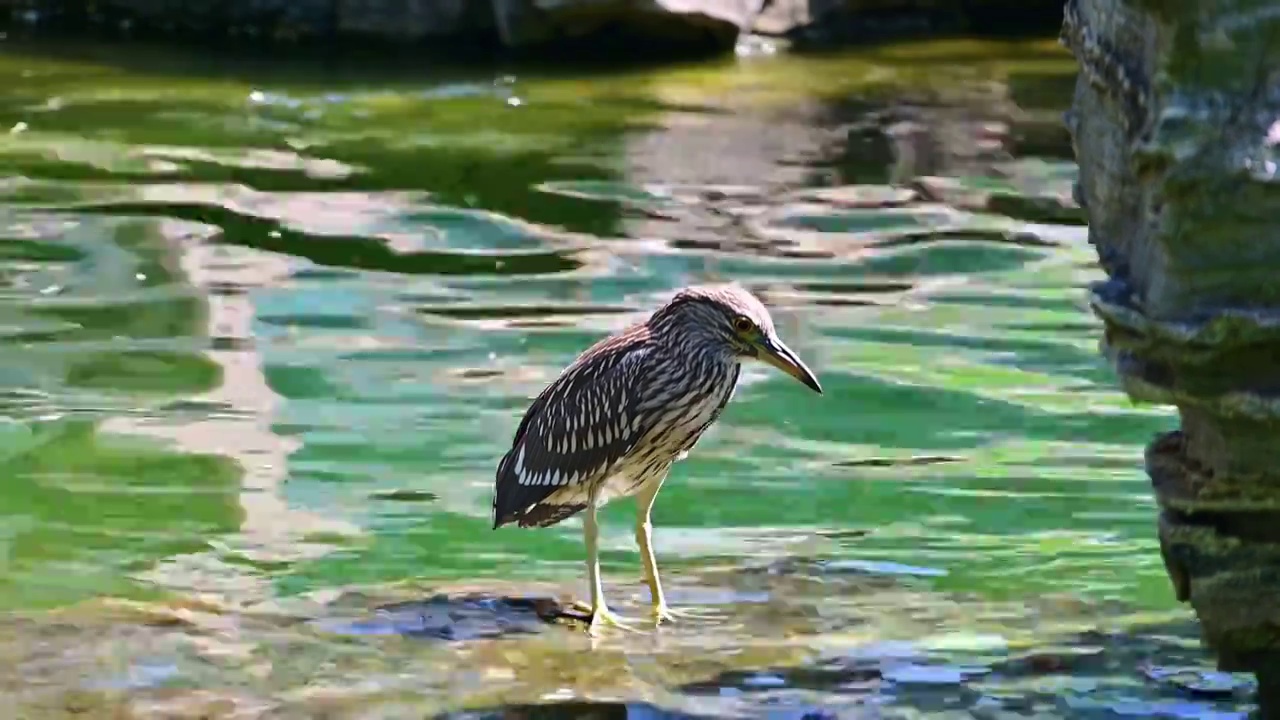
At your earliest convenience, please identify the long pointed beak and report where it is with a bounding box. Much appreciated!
[755,335,822,394]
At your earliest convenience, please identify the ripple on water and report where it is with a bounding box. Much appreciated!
[41,195,587,276]
[0,44,1244,717]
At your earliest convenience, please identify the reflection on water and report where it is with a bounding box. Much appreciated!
[0,38,1254,717]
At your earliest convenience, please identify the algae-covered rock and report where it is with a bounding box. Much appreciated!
[1061,0,1280,710]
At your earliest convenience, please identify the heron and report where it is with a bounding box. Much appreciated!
[491,283,822,633]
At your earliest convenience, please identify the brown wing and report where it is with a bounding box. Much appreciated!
[492,327,656,529]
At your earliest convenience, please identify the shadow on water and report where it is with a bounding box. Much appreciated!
[44,201,587,276]
[0,33,1255,718]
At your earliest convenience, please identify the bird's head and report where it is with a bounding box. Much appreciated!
[651,283,823,394]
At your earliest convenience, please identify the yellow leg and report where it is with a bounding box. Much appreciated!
[635,481,671,618]
[581,502,636,635]
[636,481,720,625]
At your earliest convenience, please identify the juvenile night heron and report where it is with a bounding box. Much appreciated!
[491,284,822,633]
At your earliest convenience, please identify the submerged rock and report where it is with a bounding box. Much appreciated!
[313,591,567,640]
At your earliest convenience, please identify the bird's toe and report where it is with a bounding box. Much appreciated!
[651,603,722,625]
[567,600,640,634]
[588,605,639,635]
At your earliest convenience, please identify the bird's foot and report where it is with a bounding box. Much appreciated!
[569,600,639,635]
[651,602,723,625]
[589,606,639,635]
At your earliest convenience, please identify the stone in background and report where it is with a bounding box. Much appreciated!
[2,0,1063,50]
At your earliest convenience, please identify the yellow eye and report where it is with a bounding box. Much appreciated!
[732,316,754,333]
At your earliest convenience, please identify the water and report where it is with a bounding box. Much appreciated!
[0,38,1256,717]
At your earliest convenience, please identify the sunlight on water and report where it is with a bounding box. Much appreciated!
[0,37,1255,719]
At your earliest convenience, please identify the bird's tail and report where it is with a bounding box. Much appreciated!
[491,446,518,529]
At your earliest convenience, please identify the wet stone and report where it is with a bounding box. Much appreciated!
[1142,665,1252,699]
[312,592,567,641]
[1002,644,1107,675]
[683,664,879,694]
[434,700,718,720]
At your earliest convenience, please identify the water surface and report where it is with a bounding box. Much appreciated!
[0,37,1252,718]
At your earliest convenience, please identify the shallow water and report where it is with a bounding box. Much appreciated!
[0,37,1256,718]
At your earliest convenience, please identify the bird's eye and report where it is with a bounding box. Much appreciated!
[732,316,754,333]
